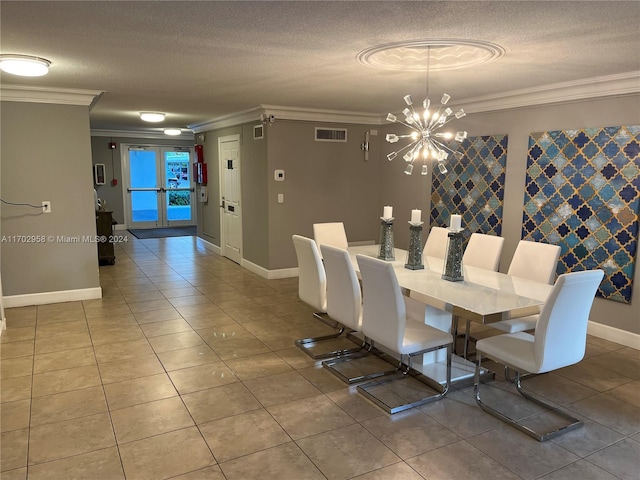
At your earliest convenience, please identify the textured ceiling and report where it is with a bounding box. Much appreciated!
[1,1,639,133]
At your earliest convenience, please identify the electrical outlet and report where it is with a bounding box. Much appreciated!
[42,201,51,213]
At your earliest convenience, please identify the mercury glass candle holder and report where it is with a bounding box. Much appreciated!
[378,218,395,261]
[405,223,424,269]
[442,229,464,281]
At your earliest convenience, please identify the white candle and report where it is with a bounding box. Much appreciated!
[411,209,421,224]
[450,214,462,231]
[383,206,393,219]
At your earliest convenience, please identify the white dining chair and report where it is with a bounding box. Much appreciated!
[463,232,505,271]
[474,269,604,441]
[313,222,348,257]
[488,240,561,334]
[355,254,453,414]
[423,226,450,259]
[292,234,330,325]
[296,244,365,360]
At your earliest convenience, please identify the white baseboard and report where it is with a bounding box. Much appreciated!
[114,224,127,231]
[3,287,103,308]
[0,317,6,335]
[588,320,640,350]
[197,236,221,255]
[241,258,298,279]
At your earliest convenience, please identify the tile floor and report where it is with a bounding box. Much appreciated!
[1,234,639,480]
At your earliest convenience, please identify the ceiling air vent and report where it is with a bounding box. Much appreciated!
[315,127,347,142]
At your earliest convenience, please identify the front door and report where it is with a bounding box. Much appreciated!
[124,145,195,228]
[219,135,242,264]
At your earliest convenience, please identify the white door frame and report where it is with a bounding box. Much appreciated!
[218,134,243,263]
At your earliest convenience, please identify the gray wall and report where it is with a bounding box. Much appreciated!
[1,102,100,296]
[381,94,640,334]
[91,135,193,225]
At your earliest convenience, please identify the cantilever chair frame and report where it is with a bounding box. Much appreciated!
[474,358,581,442]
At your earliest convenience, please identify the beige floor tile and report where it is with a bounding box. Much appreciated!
[133,307,182,324]
[34,331,92,355]
[5,306,37,324]
[182,383,262,424]
[222,306,280,324]
[167,295,212,307]
[31,364,101,398]
[34,320,87,339]
[275,346,318,370]
[267,394,356,440]
[89,325,145,346]
[167,362,238,394]
[175,303,225,318]
[244,371,321,407]
[28,412,116,465]
[569,392,640,436]
[350,462,424,480]
[297,424,401,480]
[0,356,33,379]
[298,364,348,393]
[219,442,325,480]
[103,373,177,410]
[119,426,216,480]
[326,387,387,423]
[196,324,252,344]
[0,326,35,344]
[537,459,618,480]
[98,353,165,384]
[26,446,125,480]
[110,396,194,444]
[225,352,294,380]
[586,439,640,480]
[169,465,226,480]
[123,290,166,304]
[86,314,139,331]
[93,338,154,363]
[140,318,193,337]
[184,314,238,330]
[606,379,640,408]
[0,466,27,479]
[362,409,460,459]
[84,303,133,320]
[200,409,290,462]
[160,286,201,298]
[0,428,29,472]
[254,329,308,351]
[407,440,520,480]
[35,310,86,326]
[556,362,634,392]
[208,337,271,360]
[33,347,96,374]
[548,416,624,457]
[467,426,580,479]
[147,330,205,353]
[30,386,108,427]
[1,341,34,360]
[0,376,32,403]
[156,344,220,371]
[128,298,174,313]
[0,399,31,433]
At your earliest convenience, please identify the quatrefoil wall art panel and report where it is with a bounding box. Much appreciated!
[431,134,508,242]
[523,126,640,303]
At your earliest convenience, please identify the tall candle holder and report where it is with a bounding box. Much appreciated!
[405,223,424,269]
[442,229,464,281]
[378,218,395,261]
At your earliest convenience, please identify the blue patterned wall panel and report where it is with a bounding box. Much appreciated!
[431,134,508,241]
[523,126,640,303]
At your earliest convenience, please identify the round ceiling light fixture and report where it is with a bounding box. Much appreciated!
[0,54,51,77]
[356,39,505,72]
[163,128,182,136]
[140,112,165,123]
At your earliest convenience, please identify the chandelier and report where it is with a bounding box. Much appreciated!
[384,47,468,175]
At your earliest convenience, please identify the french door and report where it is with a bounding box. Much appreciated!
[124,146,194,228]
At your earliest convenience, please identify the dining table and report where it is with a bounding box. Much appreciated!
[346,244,554,385]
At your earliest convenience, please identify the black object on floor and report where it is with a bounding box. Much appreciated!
[128,226,197,239]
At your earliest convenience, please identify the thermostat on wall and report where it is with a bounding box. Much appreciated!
[274,169,285,181]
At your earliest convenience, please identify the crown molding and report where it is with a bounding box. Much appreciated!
[0,84,104,106]
[459,71,640,114]
[189,105,382,132]
[91,129,195,140]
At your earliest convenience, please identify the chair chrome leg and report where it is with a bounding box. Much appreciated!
[296,326,366,360]
[474,355,583,442]
[322,338,399,384]
[357,344,452,414]
[313,311,340,329]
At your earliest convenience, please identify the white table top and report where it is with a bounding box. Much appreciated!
[348,245,553,318]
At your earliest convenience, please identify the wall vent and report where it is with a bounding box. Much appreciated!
[315,127,347,142]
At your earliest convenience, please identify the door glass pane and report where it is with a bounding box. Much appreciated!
[165,151,192,222]
[129,149,158,222]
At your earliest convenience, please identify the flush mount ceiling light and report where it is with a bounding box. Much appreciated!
[163,128,182,136]
[358,40,504,176]
[0,54,51,77]
[140,112,165,123]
